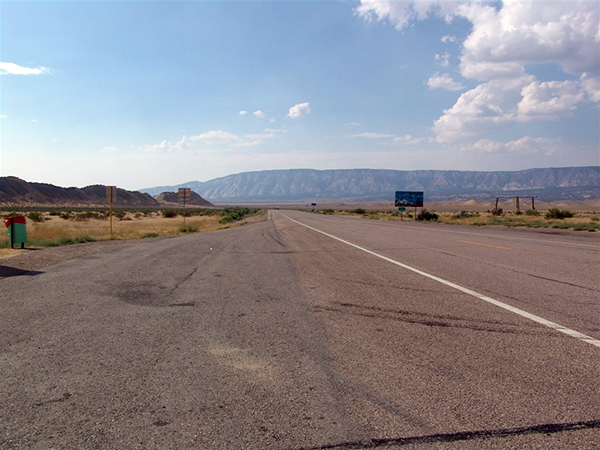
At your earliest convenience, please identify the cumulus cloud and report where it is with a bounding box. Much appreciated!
[456,1,600,81]
[518,80,584,120]
[239,110,248,116]
[357,1,600,142]
[434,76,534,142]
[0,62,52,75]
[253,110,265,118]
[441,35,456,43]
[427,73,464,91]
[287,102,311,119]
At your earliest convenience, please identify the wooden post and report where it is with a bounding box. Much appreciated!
[532,197,535,210]
[110,187,113,238]
[516,196,520,214]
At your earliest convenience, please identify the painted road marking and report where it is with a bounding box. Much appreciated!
[458,240,511,250]
[326,214,600,250]
[284,214,600,349]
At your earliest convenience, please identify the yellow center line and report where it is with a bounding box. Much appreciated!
[458,240,511,250]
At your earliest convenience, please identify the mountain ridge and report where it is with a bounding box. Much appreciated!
[0,177,160,207]
[140,167,600,202]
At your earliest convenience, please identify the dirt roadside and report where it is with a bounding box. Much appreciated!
[0,237,167,277]
[0,213,268,277]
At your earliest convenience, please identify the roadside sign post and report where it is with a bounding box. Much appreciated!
[106,186,116,238]
[311,202,317,211]
[398,206,405,221]
[179,188,191,228]
[395,191,424,221]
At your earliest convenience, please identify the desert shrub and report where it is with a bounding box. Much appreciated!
[73,211,106,221]
[59,212,73,220]
[525,209,541,216]
[417,209,438,221]
[551,223,570,229]
[572,223,600,232]
[219,211,243,224]
[27,211,44,222]
[353,208,366,215]
[162,210,178,218]
[179,225,198,233]
[546,208,574,219]
[112,210,126,220]
[317,209,334,215]
[452,210,478,219]
[590,216,599,222]
[142,232,159,238]
[491,208,503,216]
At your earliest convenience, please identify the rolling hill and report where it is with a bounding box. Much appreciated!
[0,177,160,207]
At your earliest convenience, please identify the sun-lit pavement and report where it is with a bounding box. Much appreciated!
[1,211,598,449]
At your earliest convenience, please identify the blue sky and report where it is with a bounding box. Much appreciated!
[1,0,599,190]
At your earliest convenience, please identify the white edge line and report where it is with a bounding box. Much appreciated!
[283,214,600,349]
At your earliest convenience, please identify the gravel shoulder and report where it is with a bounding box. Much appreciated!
[0,214,267,277]
[0,237,165,277]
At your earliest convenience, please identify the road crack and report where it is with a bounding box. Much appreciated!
[296,419,600,449]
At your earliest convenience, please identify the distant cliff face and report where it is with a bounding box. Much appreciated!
[141,167,600,202]
[0,177,160,207]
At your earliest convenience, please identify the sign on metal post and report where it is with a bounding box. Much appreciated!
[179,188,191,228]
[394,191,423,207]
[106,186,116,237]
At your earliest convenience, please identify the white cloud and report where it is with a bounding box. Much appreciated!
[102,146,119,153]
[456,1,600,81]
[435,52,450,67]
[470,136,561,156]
[518,80,584,120]
[441,35,456,43]
[239,110,248,116]
[351,132,425,145]
[141,129,280,153]
[357,1,600,143]
[427,73,464,91]
[0,62,52,75]
[287,102,311,119]
[253,110,265,118]
[393,134,426,145]
[355,1,456,32]
[433,76,534,142]
[580,72,600,102]
[0,115,7,119]
[269,118,276,123]
[351,132,395,139]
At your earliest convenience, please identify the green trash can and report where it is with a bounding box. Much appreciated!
[4,216,28,249]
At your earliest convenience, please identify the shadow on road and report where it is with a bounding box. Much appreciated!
[298,419,600,449]
[0,265,44,278]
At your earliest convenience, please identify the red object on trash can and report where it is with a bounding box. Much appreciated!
[4,216,27,227]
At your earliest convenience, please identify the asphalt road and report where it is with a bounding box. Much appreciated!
[1,211,599,449]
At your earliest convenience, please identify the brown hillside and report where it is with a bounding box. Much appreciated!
[0,177,160,207]
[155,191,214,207]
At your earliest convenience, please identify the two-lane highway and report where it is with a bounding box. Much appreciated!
[1,210,598,449]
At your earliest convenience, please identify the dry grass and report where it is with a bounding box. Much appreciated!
[315,208,600,232]
[0,210,264,252]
